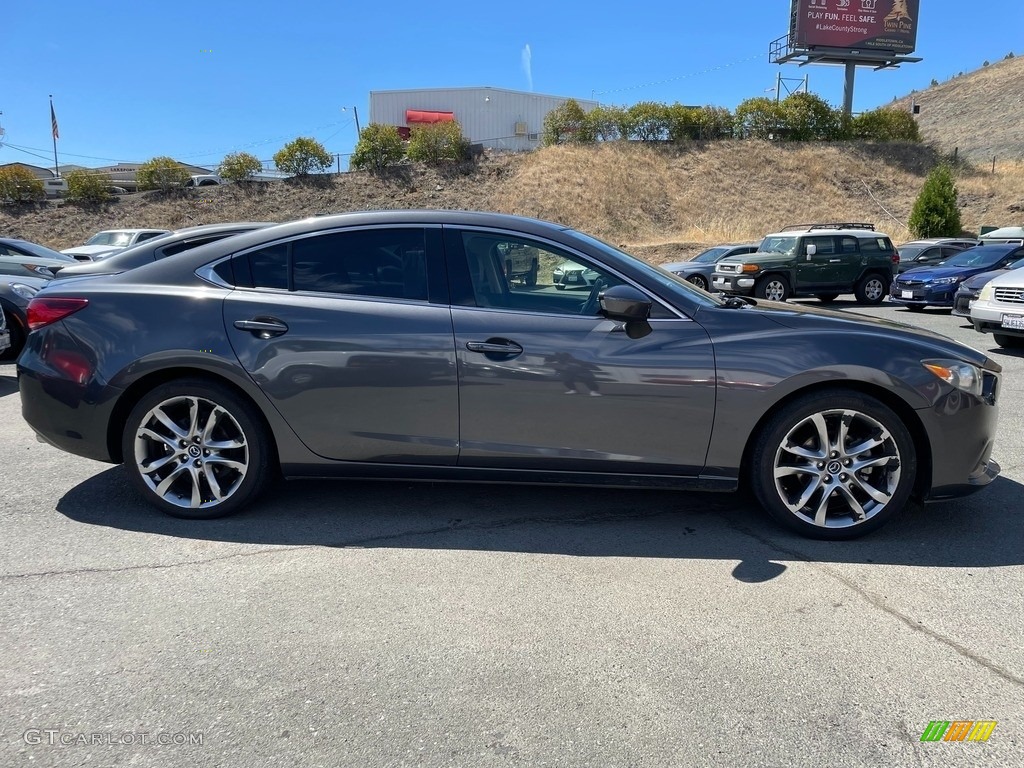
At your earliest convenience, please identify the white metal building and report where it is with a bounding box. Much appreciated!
[369,87,598,152]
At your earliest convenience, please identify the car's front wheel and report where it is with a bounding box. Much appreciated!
[686,274,709,291]
[750,390,916,539]
[855,273,888,305]
[754,275,790,302]
[122,379,274,519]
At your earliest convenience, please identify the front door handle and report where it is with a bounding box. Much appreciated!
[466,339,524,356]
[829,259,841,263]
[234,317,289,338]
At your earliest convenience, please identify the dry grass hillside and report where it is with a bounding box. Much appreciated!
[2,140,1022,264]
[893,54,1024,163]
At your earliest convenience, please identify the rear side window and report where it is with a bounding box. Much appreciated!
[291,229,427,300]
[249,244,289,290]
[860,238,890,255]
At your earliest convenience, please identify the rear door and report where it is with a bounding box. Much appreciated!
[444,227,716,475]
[223,225,459,463]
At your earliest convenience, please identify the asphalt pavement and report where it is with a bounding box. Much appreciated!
[1,300,1021,767]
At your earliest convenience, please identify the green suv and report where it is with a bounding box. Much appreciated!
[710,223,899,304]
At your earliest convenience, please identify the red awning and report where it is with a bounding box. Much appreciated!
[405,109,455,124]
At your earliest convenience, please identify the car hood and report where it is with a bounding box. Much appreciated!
[733,300,993,368]
[961,268,1011,291]
[896,266,985,281]
[60,245,123,258]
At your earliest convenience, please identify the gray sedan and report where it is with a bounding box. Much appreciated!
[661,243,759,290]
[0,237,76,278]
[18,211,1001,539]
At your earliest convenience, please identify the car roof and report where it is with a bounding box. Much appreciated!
[170,222,277,236]
[764,227,889,237]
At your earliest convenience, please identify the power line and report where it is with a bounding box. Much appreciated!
[592,52,766,98]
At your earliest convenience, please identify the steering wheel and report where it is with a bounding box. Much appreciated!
[579,278,607,316]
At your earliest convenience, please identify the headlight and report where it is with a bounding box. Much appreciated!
[978,284,995,302]
[923,359,983,397]
[23,264,55,277]
[739,264,761,273]
[931,276,963,285]
[10,283,40,301]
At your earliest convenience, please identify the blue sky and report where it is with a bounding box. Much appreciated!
[2,0,1021,173]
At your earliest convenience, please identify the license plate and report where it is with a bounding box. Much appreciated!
[1001,314,1024,330]
[567,274,579,282]
[901,290,914,299]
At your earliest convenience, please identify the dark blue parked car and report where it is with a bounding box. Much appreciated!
[889,243,1024,311]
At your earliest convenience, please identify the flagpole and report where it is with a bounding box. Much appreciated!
[49,95,59,177]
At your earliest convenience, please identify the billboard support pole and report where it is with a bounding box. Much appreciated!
[842,61,856,117]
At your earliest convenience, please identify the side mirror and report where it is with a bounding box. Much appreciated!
[599,284,651,322]
[805,244,817,259]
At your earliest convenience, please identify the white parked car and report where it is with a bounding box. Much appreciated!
[970,267,1024,349]
[61,228,171,262]
[184,173,224,187]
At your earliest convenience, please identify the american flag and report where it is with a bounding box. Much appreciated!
[50,102,59,140]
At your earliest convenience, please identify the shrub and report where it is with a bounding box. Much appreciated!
[587,105,625,142]
[909,165,962,238]
[542,99,595,145]
[628,102,670,141]
[137,156,191,191]
[734,97,787,139]
[406,120,471,164]
[779,93,843,141]
[0,166,45,202]
[851,107,921,142]
[218,151,263,182]
[350,124,406,171]
[65,169,112,202]
[273,137,333,176]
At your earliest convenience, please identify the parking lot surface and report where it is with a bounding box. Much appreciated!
[1,300,1021,767]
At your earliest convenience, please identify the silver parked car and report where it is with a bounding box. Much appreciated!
[661,243,759,291]
[18,211,1001,540]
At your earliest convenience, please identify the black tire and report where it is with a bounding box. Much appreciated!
[0,309,26,361]
[754,274,790,302]
[749,389,916,540]
[121,378,274,519]
[816,293,839,304]
[993,333,1024,349]
[686,274,709,291]
[854,273,888,305]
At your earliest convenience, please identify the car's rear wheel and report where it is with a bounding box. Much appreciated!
[754,275,790,302]
[854,273,888,305]
[122,379,273,519]
[993,333,1024,349]
[816,293,839,304]
[750,390,916,540]
[686,274,709,291]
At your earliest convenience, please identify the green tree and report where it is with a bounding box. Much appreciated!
[0,166,46,202]
[65,169,112,203]
[851,107,921,142]
[694,106,735,140]
[406,121,471,164]
[627,102,670,141]
[908,165,962,238]
[779,92,843,141]
[734,97,786,139]
[273,137,333,176]
[218,151,263,182]
[350,124,406,171]
[541,99,594,145]
[137,157,191,191]
[586,105,625,142]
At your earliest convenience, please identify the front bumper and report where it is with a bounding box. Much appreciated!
[889,283,959,307]
[951,290,978,317]
[711,273,757,295]
[969,299,1024,338]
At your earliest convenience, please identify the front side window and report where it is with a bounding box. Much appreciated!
[458,232,624,316]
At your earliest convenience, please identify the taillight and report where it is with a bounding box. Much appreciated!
[891,252,901,264]
[27,297,89,330]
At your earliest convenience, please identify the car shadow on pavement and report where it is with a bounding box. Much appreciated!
[55,466,1024,582]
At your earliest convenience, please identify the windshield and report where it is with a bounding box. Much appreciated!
[897,245,925,259]
[569,230,725,307]
[86,231,133,247]
[758,236,798,255]
[941,247,1011,269]
[693,247,729,264]
[11,240,75,261]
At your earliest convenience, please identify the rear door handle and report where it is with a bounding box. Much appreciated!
[234,317,289,338]
[829,259,841,263]
[466,339,523,357]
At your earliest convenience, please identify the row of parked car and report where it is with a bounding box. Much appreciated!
[0,224,274,359]
[661,223,1024,349]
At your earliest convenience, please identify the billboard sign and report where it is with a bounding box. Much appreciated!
[789,0,920,55]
